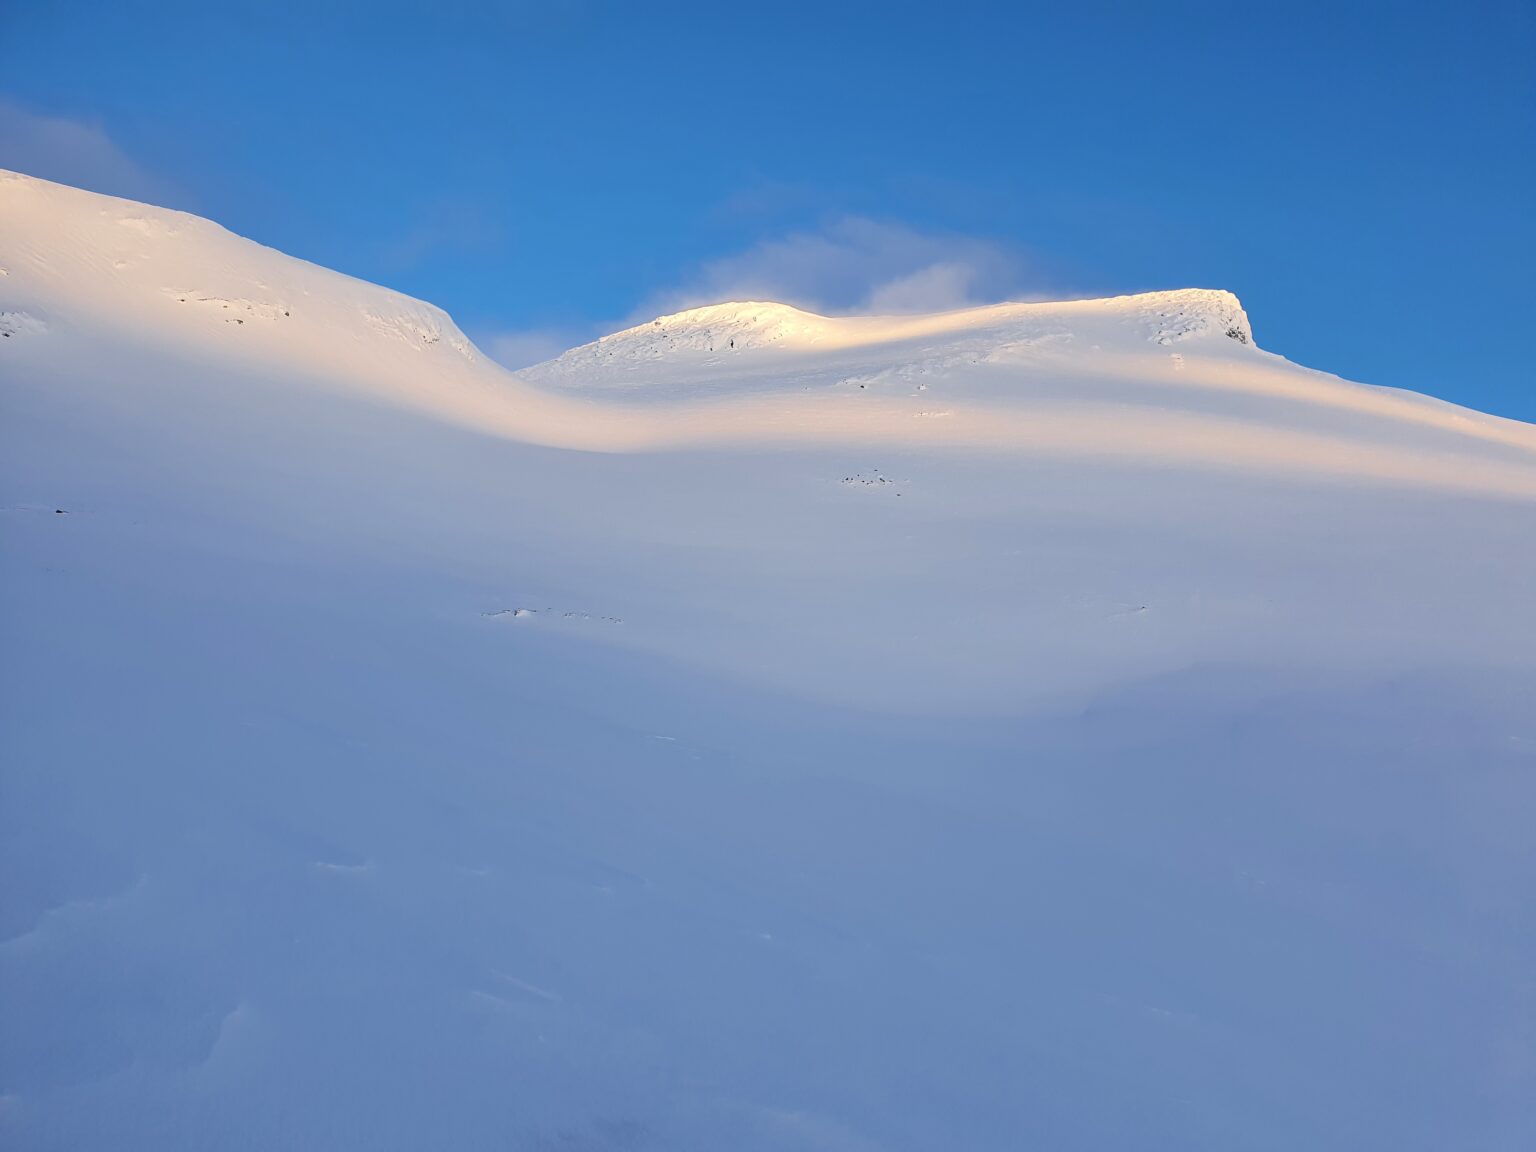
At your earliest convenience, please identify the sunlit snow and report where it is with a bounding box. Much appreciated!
[3,171,1534,1150]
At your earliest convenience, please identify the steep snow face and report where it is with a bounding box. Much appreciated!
[4,173,1536,1152]
[0,169,481,373]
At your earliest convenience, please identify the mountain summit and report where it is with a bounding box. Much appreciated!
[525,288,1255,384]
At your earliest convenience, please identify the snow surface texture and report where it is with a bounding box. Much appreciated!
[2,170,1535,1150]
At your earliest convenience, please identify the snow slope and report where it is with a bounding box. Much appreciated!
[2,171,1534,1150]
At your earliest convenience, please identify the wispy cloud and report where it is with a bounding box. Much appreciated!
[0,99,184,207]
[483,215,1060,370]
[640,215,1039,319]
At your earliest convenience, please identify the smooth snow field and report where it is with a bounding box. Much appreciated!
[2,170,1534,1150]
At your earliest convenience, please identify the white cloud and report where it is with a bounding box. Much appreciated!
[639,215,1033,319]
[862,261,980,314]
[484,217,1058,368]
[0,99,183,207]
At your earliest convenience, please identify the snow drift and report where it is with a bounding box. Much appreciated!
[2,171,1534,1150]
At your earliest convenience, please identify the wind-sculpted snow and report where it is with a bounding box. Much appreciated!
[4,171,1535,496]
[528,288,1254,382]
[3,172,1535,1150]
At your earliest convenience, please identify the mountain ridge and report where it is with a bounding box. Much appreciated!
[524,288,1256,379]
[4,169,1535,493]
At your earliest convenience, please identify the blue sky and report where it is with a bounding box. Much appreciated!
[2,0,1531,418]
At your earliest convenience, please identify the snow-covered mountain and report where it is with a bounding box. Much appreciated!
[3,171,1533,1150]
